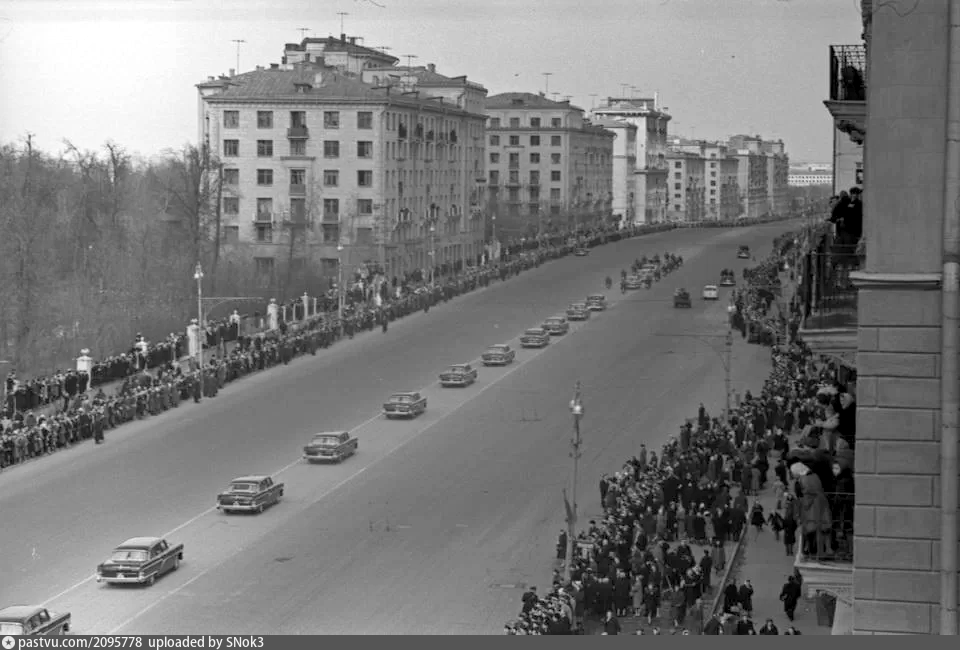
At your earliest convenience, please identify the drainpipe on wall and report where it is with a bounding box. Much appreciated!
[940,0,960,636]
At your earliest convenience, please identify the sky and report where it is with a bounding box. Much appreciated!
[0,0,862,162]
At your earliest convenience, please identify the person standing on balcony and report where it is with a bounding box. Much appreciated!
[830,187,863,287]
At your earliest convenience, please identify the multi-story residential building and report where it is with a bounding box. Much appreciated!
[728,135,770,220]
[663,151,706,222]
[483,92,614,239]
[591,97,671,224]
[825,44,865,194]
[794,1,960,636]
[760,139,790,216]
[788,170,833,186]
[593,119,637,228]
[196,37,488,287]
[669,139,742,221]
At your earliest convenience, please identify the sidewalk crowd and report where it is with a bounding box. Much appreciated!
[1,222,688,471]
[505,223,857,635]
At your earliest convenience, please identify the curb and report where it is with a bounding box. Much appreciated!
[709,526,749,617]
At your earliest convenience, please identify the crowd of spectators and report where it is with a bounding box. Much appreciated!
[506,234,857,635]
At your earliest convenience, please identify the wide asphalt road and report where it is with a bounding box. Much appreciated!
[0,222,796,635]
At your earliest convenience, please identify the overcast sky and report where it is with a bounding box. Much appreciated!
[0,0,860,161]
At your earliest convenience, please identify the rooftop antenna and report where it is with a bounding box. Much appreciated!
[589,93,598,109]
[562,95,573,103]
[404,53,418,70]
[551,92,561,102]
[231,39,246,73]
[297,27,311,40]
[542,72,553,95]
[619,83,628,97]
[337,12,349,35]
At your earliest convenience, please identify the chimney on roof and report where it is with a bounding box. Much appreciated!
[207,76,215,81]
[229,68,235,77]
[427,63,436,73]
[539,91,545,98]
[349,37,357,45]
[341,33,347,42]
[270,63,279,70]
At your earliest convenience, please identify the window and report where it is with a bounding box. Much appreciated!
[357,170,373,187]
[255,257,274,276]
[290,169,306,186]
[489,170,499,184]
[509,135,520,146]
[257,140,273,157]
[490,135,500,146]
[674,183,682,190]
[324,141,340,158]
[509,152,520,166]
[289,140,306,156]
[551,170,561,182]
[550,188,561,200]
[551,153,561,164]
[323,170,339,187]
[321,224,340,243]
[710,198,717,204]
[674,204,681,211]
[530,153,541,164]
[357,111,373,129]
[675,162,682,168]
[675,172,682,179]
[257,169,273,186]
[223,225,239,244]
[529,171,540,184]
[357,141,373,158]
[489,118,501,128]
[509,170,520,184]
[551,118,561,127]
[710,188,717,194]
[223,140,239,157]
[530,135,540,146]
[223,169,239,185]
[257,111,273,128]
[509,117,520,127]
[357,199,374,215]
[223,111,239,128]
[710,180,717,187]
[256,198,273,217]
[529,188,540,200]
[711,171,717,177]
[489,152,500,163]
[710,161,717,168]
[223,197,239,214]
[530,117,541,128]
[551,136,561,146]
[323,198,339,219]
[290,198,306,222]
[674,193,682,199]
[290,111,306,128]
[324,111,340,128]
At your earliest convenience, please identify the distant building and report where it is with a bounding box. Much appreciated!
[668,139,742,221]
[727,135,770,220]
[484,92,614,239]
[760,139,790,216]
[591,97,671,225]
[197,35,488,286]
[593,119,638,228]
[664,150,706,222]
[788,172,833,187]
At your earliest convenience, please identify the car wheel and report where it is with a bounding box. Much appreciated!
[146,574,156,587]
[257,503,264,514]
[172,556,180,571]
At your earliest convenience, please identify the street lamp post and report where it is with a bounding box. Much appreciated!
[193,263,204,399]
[337,243,344,337]
[429,224,436,286]
[563,381,585,584]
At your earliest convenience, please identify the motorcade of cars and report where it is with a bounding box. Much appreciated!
[0,606,71,636]
[439,363,479,387]
[625,275,644,290]
[382,391,427,419]
[702,285,720,300]
[737,245,751,259]
[520,327,551,348]
[96,537,184,586]
[586,294,607,311]
[481,344,516,366]
[303,431,358,463]
[565,302,591,321]
[216,475,284,514]
[542,315,570,335]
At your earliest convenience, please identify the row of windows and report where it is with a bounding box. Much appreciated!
[222,196,375,218]
[489,117,564,129]
[490,152,563,165]
[226,168,375,188]
[224,110,374,130]
[490,134,563,147]
[223,139,373,159]
[489,170,562,183]
[675,170,721,179]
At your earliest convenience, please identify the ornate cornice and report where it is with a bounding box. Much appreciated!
[824,100,867,145]
[850,271,942,291]
[837,120,866,145]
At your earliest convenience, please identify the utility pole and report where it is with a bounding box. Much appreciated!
[563,381,584,584]
[231,39,246,73]
[542,72,553,95]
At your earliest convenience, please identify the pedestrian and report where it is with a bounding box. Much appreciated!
[783,510,798,557]
[750,501,765,539]
[602,610,621,635]
[780,575,802,621]
[768,510,784,541]
[758,619,779,634]
[699,549,713,592]
[735,612,755,635]
[722,582,739,614]
[737,580,754,617]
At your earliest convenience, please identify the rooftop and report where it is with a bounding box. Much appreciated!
[285,35,398,65]
[485,92,581,111]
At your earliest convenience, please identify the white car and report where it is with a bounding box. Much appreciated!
[702,285,719,300]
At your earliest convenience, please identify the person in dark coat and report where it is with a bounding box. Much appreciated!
[723,582,739,613]
[613,573,631,617]
[758,619,779,634]
[602,610,621,635]
[699,549,714,592]
[780,575,802,621]
[735,613,756,635]
[520,586,538,614]
[703,613,723,635]
[783,505,799,556]
[737,580,754,616]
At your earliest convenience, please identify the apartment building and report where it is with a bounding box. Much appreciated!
[591,97,671,224]
[593,118,638,228]
[483,92,614,239]
[728,135,770,220]
[663,151,706,223]
[669,139,742,221]
[196,36,488,286]
[760,139,791,216]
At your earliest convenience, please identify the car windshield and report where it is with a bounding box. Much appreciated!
[489,346,507,352]
[230,482,259,493]
[545,319,562,325]
[588,296,603,301]
[525,329,544,335]
[0,623,24,635]
[110,549,148,563]
[391,394,415,402]
[449,365,467,372]
[312,436,342,447]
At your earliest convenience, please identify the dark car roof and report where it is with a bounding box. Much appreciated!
[0,605,44,621]
[117,536,162,549]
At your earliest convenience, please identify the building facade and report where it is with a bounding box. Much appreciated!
[789,171,833,187]
[669,140,742,221]
[591,97,671,225]
[663,151,706,222]
[483,92,614,239]
[197,38,488,287]
[594,119,637,228]
[761,139,790,216]
[826,44,866,195]
[728,135,770,220]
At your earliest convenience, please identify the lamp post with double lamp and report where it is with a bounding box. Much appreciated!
[429,223,436,287]
[562,381,585,584]
[193,263,204,399]
[337,243,344,337]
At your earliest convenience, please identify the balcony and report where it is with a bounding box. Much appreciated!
[505,178,521,187]
[797,232,860,367]
[824,44,867,145]
[289,184,306,196]
[287,126,309,139]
